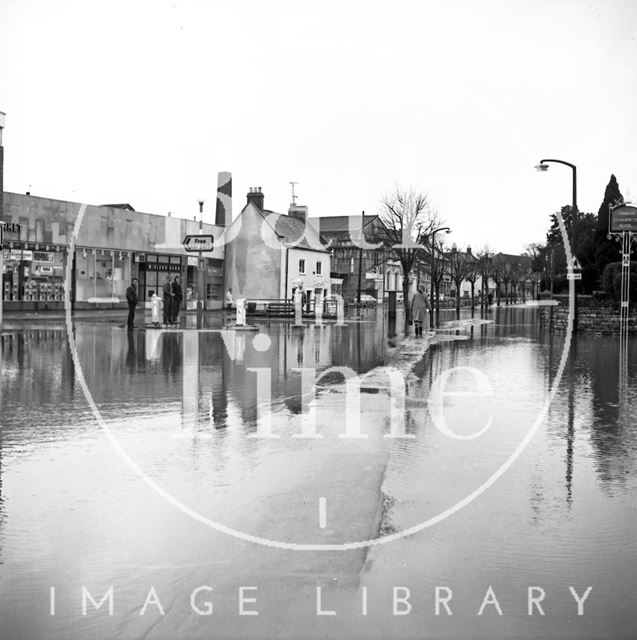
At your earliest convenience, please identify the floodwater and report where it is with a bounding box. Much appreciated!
[0,307,636,639]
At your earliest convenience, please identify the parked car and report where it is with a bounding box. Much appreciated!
[349,294,377,307]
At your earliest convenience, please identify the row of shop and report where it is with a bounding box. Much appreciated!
[2,241,223,310]
[1,193,226,311]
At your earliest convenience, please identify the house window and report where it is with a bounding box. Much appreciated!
[316,261,322,275]
[299,259,306,274]
[350,257,354,273]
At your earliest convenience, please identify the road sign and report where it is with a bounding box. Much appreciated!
[566,272,582,280]
[183,234,214,252]
[567,256,582,271]
[609,204,637,233]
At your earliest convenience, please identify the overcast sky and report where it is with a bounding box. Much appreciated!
[1,0,636,253]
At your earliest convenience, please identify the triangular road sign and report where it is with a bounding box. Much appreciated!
[568,256,582,271]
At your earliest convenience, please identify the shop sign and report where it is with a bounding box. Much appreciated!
[0,222,21,243]
[7,249,32,261]
[143,262,182,272]
[33,251,54,263]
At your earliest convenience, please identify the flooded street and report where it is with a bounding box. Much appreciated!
[1,307,636,639]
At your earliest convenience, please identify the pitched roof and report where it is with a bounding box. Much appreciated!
[262,210,327,252]
[494,252,533,267]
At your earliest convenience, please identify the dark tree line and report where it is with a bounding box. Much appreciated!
[532,174,634,298]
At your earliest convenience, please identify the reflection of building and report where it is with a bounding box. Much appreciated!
[224,188,330,304]
[1,193,225,310]
[310,215,401,302]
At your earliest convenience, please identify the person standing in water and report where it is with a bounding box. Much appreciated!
[410,285,432,337]
[125,277,138,328]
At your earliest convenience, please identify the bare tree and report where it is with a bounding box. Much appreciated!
[491,254,507,306]
[377,186,441,323]
[476,246,493,313]
[464,249,480,317]
[448,245,471,319]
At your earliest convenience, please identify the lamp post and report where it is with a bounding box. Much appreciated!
[536,158,578,331]
[429,226,451,329]
[197,199,205,327]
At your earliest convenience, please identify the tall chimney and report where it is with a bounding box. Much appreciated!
[246,186,264,211]
[215,171,232,225]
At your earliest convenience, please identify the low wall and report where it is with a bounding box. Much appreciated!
[539,302,637,334]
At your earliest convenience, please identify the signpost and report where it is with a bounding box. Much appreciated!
[566,256,582,281]
[608,203,636,342]
[183,235,215,252]
[609,204,637,233]
[185,200,213,328]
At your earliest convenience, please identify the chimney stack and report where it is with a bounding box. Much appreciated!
[246,186,264,211]
[215,171,232,225]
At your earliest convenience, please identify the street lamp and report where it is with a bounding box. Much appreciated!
[197,199,205,323]
[535,158,578,331]
[429,226,451,329]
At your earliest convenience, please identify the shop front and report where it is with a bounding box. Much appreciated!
[136,252,184,301]
[2,240,69,309]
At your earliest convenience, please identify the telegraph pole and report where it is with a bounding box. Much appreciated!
[357,211,364,306]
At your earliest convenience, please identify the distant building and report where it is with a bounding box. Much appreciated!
[310,215,402,302]
[223,188,331,304]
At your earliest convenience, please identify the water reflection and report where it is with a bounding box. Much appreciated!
[1,311,637,638]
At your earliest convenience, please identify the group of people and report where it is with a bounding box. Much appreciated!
[162,274,183,324]
[125,274,183,328]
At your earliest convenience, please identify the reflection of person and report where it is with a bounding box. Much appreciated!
[162,274,173,324]
[125,326,137,371]
[171,275,183,323]
[226,288,233,310]
[410,286,432,337]
[125,277,138,327]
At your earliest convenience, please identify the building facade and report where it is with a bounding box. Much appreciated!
[1,192,225,310]
[311,215,403,302]
[223,189,331,305]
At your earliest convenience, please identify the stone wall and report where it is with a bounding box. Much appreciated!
[539,302,637,334]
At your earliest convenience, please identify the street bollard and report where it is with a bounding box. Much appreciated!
[293,290,303,326]
[151,293,161,326]
[236,298,246,326]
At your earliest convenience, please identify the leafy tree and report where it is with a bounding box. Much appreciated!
[544,205,598,294]
[594,174,624,279]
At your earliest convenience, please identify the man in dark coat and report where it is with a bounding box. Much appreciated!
[125,277,138,328]
[171,275,183,323]
[162,274,173,324]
